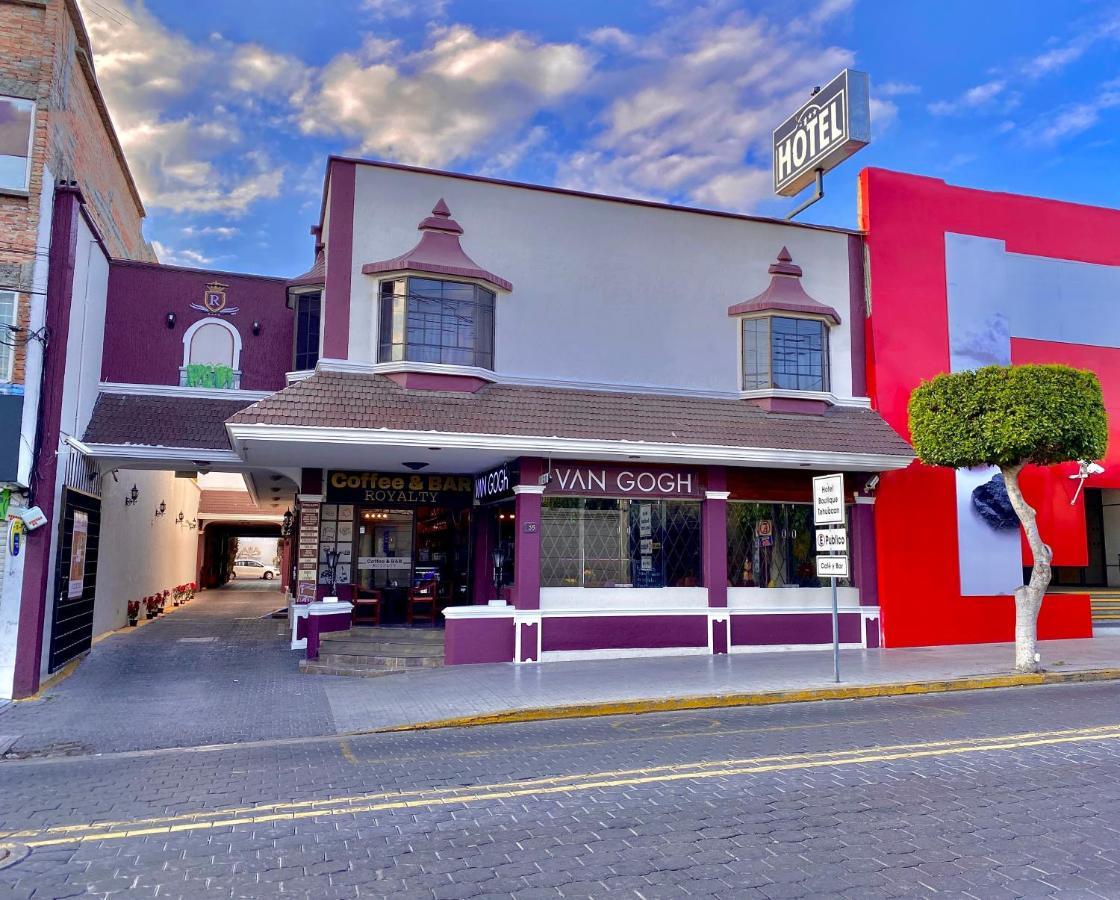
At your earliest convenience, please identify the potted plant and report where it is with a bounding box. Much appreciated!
[145,595,159,619]
[172,584,184,606]
[127,600,140,627]
[187,582,197,602]
[161,589,170,613]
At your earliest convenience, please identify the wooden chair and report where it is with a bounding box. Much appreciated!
[352,588,382,627]
[407,584,437,626]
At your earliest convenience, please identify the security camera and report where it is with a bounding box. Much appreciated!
[865,475,880,491]
[1086,462,1105,476]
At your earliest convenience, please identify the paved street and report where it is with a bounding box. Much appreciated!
[3,585,1119,758]
[2,681,1120,898]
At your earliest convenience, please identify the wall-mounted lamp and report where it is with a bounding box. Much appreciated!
[281,509,293,536]
[124,484,139,507]
[252,321,261,336]
[155,500,167,518]
[176,511,185,524]
[403,461,429,471]
[188,519,197,530]
[166,312,177,329]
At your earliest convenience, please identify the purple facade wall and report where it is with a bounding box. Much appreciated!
[541,615,709,652]
[731,613,863,646]
[103,261,291,391]
[445,617,515,665]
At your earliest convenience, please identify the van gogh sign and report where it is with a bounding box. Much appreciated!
[546,464,702,498]
[773,69,871,197]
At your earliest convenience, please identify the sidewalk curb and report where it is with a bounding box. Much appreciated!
[377,667,1120,733]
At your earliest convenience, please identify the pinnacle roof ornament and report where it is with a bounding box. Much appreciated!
[361,198,512,292]
[727,247,841,324]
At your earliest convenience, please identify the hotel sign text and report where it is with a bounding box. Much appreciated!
[773,69,870,197]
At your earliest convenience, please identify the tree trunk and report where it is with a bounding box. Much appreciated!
[1000,463,1052,673]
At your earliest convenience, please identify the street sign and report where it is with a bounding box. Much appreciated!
[812,473,845,526]
[816,555,849,578]
[815,527,847,553]
[773,69,871,197]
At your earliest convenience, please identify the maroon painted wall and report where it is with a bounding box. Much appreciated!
[103,261,293,391]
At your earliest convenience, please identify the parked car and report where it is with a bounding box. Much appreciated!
[232,558,278,580]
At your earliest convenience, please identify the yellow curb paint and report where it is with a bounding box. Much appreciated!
[12,658,83,703]
[375,668,1120,733]
[5,722,1120,845]
[10,723,1120,849]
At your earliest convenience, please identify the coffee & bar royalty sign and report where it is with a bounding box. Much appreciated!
[326,471,473,507]
[546,464,703,498]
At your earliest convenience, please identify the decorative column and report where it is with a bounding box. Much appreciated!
[471,506,495,605]
[512,458,544,662]
[852,495,881,648]
[703,466,730,655]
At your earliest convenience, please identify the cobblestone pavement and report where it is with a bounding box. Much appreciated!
[3,583,1119,759]
[0,585,336,756]
[2,681,1120,898]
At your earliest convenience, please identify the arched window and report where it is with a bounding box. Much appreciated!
[180,318,242,388]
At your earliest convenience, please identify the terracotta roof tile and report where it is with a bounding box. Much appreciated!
[228,372,913,459]
[198,490,263,516]
[83,394,254,450]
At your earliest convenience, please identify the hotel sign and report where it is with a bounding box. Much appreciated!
[326,470,473,507]
[546,464,703,498]
[773,69,870,197]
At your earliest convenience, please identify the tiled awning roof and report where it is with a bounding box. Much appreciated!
[227,371,913,461]
[83,393,255,451]
[198,490,264,516]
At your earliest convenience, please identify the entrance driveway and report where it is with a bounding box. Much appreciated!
[2,586,1120,758]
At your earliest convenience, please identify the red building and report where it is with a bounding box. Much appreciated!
[860,169,1120,648]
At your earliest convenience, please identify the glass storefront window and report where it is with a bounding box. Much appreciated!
[540,498,702,589]
[727,501,852,588]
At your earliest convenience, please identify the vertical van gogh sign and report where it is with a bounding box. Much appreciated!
[773,69,871,197]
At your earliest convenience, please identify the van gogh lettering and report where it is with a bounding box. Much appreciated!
[552,466,696,496]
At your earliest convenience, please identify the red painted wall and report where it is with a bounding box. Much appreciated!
[860,168,1120,647]
[104,261,292,392]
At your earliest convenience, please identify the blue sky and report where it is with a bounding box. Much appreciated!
[79,0,1120,277]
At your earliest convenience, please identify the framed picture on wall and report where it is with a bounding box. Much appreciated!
[321,504,338,521]
[335,544,352,565]
[337,505,355,521]
[334,564,351,585]
[320,521,337,542]
[337,520,354,542]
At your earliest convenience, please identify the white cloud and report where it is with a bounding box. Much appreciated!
[556,7,854,212]
[181,225,240,239]
[296,26,592,168]
[79,0,295,215]
[1033,86,1120,144]
[151,240,213,267]
[362,0,448,19]
[928,79,1006,116]
[878,81,920,97]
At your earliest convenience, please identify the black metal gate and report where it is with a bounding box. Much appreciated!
[48,488,102,671]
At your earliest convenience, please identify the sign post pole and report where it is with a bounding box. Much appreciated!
[813,473,846,684]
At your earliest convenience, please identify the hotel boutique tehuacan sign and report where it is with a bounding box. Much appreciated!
[773,69,871,197]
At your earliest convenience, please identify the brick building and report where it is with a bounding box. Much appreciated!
[0,0,152,698]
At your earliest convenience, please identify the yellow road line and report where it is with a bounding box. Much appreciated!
[4,723,1120,848]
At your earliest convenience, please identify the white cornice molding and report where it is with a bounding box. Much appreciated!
[512,484,546,495]
[83,443,242,464]
[99,382,273,402]
[311,359,874,405]
[738,388,872,409]
[227,424,914,473]
[705,490,732,500]
[198,513,284,523]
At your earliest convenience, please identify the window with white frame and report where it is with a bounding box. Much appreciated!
[0,96,34,192]
[0,291,16,381]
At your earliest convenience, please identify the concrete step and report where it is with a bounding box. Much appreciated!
[299,660,408,678]
[315,651,444,670]
[316,638,445,656]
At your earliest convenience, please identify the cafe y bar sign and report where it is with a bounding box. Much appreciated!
[773,69,871,197]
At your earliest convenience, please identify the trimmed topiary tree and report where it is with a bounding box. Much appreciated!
[908,364,1108,673]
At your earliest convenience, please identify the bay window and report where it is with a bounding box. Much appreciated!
[378,276,495,369]
[742,315,829,392]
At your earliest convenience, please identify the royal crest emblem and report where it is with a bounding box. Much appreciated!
[190,282,239,316]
